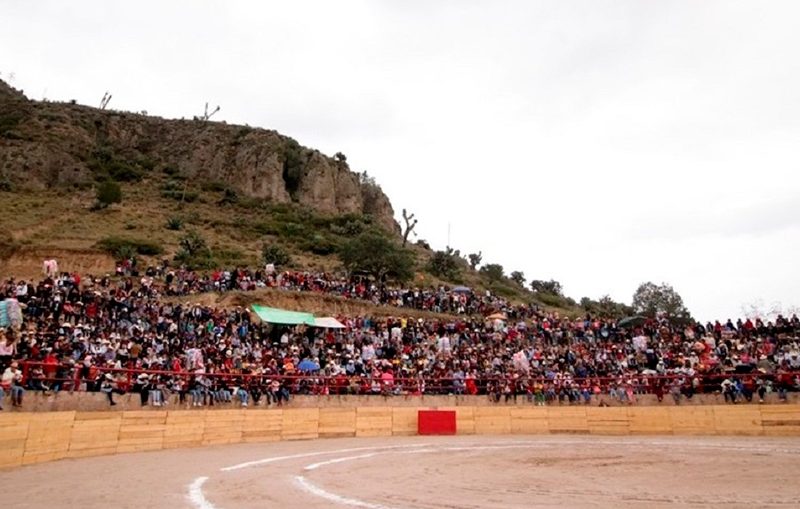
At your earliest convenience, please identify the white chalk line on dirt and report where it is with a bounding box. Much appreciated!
[190,438,800,509]
[305,452,379,471]
[296,442,800,508]
[187,477,214,509]
[220,443,432,472]
[295,475,400,509]
[189,444,432,509]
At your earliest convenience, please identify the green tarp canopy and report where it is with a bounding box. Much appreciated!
[251,305,315,325]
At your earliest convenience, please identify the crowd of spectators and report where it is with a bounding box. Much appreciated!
[1,266,800,410]
[115,260,537,318]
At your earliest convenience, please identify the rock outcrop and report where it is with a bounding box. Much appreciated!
[0,80,398,232]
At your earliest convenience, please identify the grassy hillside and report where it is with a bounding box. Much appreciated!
[0,176,583,316]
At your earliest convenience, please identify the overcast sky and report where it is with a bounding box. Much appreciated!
[2,1,799,321]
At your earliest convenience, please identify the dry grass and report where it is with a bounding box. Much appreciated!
[0,181,580,317]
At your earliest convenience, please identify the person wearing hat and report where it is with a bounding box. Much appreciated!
[132,373,151,406]
[100,373,124,406]
[1,361,24,408]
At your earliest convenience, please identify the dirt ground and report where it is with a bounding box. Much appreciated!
[2,435,799,509]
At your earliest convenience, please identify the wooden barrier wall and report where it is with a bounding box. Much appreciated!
[1,405,799,469]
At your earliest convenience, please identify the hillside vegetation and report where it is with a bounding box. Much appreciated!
[0,78,603,317]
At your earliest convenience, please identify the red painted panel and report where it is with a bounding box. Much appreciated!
[418,410,457,435]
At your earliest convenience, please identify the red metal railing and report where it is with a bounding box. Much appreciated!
[18,361,800,397]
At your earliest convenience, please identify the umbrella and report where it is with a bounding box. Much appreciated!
[452,286,472,294]
[297,359,320,372]
[486,312,507,321]
[312,317,346,329]
[618,316,646,328]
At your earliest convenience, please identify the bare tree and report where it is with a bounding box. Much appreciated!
[401,209,418,246]
[99,91,112,109]
[200,102,220,121]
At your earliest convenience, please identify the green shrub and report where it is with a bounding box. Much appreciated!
[200,181,228,193]
[211,247,249,267]
[301,234,339,256]
[137,157,156,171]
[162,166,181,177]
[165,217,183,230]
[536,292,574,309]
[339,232,414,282]
[161,180,198,202]
[252,221,279,235]
[277,222,308,240]
[95,180,122,209]
[426,249,463,282]
[479,263,505,282]
[262,244,291,266]
[236,196,265,210]
[0,106,26,139]
[96,236,163,259]
[88,148,145,182]
[174,230,213,269]
[218,188,238,205]
[107,160,143,182]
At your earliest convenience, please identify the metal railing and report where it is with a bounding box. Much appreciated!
[18,361,800,398]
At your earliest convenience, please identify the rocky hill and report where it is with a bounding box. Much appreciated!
[0,79,397,232]
[0,79,580,317]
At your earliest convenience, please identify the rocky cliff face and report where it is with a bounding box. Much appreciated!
[0,80,398,232]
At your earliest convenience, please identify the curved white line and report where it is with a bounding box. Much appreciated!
[221,443,431,472]
[295,475,400,509]
[187,477,215,509]
[305,452,378,471]
[195,438,800,509]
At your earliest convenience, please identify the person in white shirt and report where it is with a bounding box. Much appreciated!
[1,362,24,407]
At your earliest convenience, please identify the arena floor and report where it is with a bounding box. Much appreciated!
[2,435,799,508]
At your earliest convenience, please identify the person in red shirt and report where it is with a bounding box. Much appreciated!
[42,350,58,380]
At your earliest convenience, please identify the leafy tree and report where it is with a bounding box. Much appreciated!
[334,151,347,163]
[580,294,634,319]
[468,251,482,270]
[530,279,563,296]
[95,180,122,209]
[262,244,291,266]
[510,270,526,286]
[339,231,414,282]
[480,263,504,282]
[427,249,462,281]
[632,282,692,323]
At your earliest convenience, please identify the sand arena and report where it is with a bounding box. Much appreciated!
[2,405,800,509]
[2,435,800,508]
